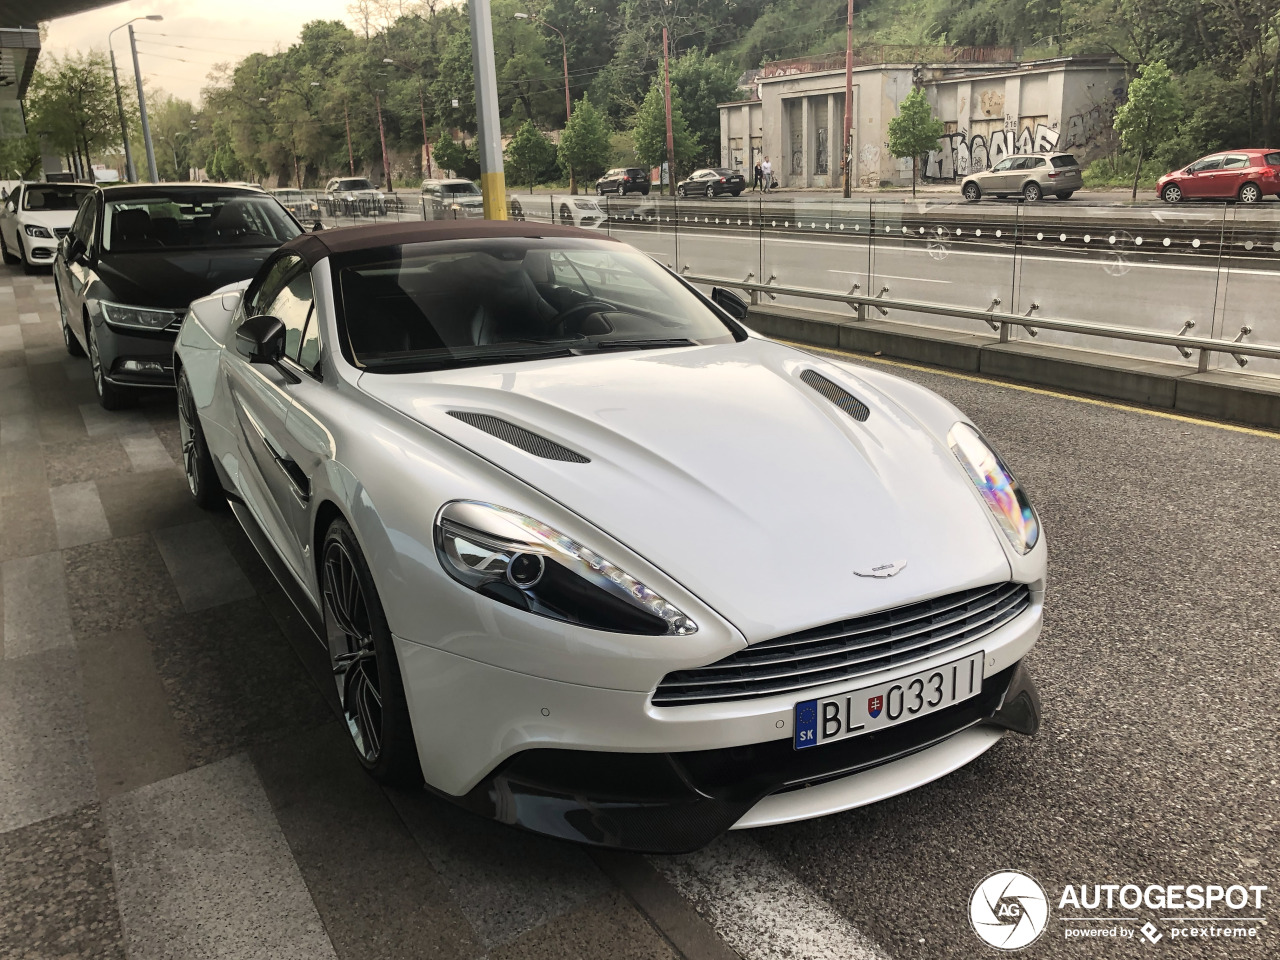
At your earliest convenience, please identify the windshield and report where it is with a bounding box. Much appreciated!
[334,238,739,373]
[24,185,95,212]
[102,191,302,253]
[336,179,375,191]
[442,182,482,196]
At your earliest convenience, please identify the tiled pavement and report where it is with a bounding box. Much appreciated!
[0,266,786,960]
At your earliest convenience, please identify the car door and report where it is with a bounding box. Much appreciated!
[56,194,100,352]
[983,157,1017,193]
[222,253,314,582]
[1181,156,1223,198]
[1205,154,1250,198]
[0,186,20,252]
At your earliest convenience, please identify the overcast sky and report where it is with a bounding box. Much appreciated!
[44,0,354,104]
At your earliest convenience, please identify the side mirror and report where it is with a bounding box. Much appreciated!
[711,287,750,321]
[64,237,86,263]
[235,314,300,382]
[311,220,324,232]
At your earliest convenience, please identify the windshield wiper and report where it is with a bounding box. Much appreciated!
[582,338,699,352]
[362,346,577,372]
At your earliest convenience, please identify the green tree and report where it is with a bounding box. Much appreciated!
[887,87,945,197]
[557,93,611,193]
[505,121,558,191]
[26,51,125,177]
[631,80,695,193]
[0,137,42,180]
[1114,60,1182,198]
[669,50,741,167]
[434,137,480,179]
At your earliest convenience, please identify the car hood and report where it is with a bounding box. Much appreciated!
[94,248,275,309]
[20,210,77,230]
[358,338,1011,641]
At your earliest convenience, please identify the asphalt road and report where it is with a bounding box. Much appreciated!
[3,260,1278,960]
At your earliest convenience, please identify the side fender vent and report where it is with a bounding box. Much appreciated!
[448,411,590,463]
[800,370,870,422]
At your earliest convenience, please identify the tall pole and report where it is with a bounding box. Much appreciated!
[663,27,676,197]
[344,100,355,175]
[554,25,574,194]
[108,47,136,182]
[128,25,159,183]
[419,83,431,177]
[375,93,392,191]
[469,0,508,219]
[842,0,854,198]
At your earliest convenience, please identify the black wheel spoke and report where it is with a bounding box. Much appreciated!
[324,538,384,765]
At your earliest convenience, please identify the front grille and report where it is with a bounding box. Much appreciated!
[652,581,1031,706]
[54,227,70,238]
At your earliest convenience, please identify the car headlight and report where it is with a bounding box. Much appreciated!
[99,301,179,331]
[24,224,53,239]
[435,500,697,636]
[948,422,1039,554]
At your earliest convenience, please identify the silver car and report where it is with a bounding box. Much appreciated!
[961,153,1083,202]
[420,178,485,220]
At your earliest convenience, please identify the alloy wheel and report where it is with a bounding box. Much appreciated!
[324,539,383,764]
[88,323,104,396]
[177,376,200,498]
[963,183,980,201]
[1163,184,1181,203]
[1239,183,1262,203]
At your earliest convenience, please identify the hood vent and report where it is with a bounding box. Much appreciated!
[448,411,590,463]
[800,370,870,422]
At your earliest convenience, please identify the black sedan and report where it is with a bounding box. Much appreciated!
[595,167,651,196]
[53,184,303,409]
[676,168,746,198]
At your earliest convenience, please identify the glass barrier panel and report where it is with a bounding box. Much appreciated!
[670,194,759,285]
[1214,205,1280,377]
[757,197,872,315]
[602,193,678,269]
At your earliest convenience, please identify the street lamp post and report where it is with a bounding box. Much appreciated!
[108,15,162,182]
[469,0,507,218]
[513,12,573,192]
[127,24,160,182]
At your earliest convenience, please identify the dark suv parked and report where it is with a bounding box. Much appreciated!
[595,168,650,196]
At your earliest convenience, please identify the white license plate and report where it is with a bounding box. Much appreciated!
[793,651,985,750]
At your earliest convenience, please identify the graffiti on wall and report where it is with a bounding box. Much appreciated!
[925,122,1059,179]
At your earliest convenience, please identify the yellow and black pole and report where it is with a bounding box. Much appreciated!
[469,0,508,219]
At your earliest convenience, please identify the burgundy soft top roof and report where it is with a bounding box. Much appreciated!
[277,219,617,266]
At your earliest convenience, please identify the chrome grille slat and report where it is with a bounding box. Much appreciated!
[652,582,1031,706]
[748,581,1011,652]
[723,583,1021,668]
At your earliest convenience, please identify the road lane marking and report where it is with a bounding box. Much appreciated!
[651,834,887,960]
[788,341,1280,439]
[828,269,950,284]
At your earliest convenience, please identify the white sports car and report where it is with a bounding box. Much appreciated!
[174,219,1045,852]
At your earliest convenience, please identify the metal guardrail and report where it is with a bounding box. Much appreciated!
[679,271,1280,370]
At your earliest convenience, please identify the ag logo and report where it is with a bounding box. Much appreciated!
[969,870,1049,950]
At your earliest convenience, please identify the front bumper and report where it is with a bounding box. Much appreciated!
[96,320,178,387]
[23,238,57,264]
[440,661,1038,853]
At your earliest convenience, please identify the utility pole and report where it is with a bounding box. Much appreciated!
[128,24,159,182]
[842,0,854,198]
[663,27,676,197]
[344,100,355,175]
[108,49,135,181]
[469,0,508,219]
[375,93,392,190]
[419,82,431,178]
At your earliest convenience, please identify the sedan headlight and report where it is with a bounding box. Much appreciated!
[435,500,697,636]
[948,422,1039,554]
[100,301,179,331]
[24,224,53,239]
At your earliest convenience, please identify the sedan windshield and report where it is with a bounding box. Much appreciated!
[102,191,302,253]
[334,238,740,372]
[24,185,95,212]
[442,182,481,196]
[336,179,376,191]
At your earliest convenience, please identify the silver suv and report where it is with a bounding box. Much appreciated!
[421,179,485,220]
[961,153,1083,202]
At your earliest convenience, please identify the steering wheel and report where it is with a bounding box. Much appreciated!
[556,300,614,336]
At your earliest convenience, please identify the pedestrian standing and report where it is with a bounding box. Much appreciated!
[761,156,773,193]
[752,161,763,192]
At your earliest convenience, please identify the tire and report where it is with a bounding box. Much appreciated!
[176,370,223,510]
[962,181,981,201]
[322,517,423,785]
[1057,191,1074,200]
[558,203,573,225]
[1022,181,1042,202]
[596,186,604,196]
[677,186,687,198]
[1238,182,1263,204]
[0,233,17,265]
[732,189,743,197]
[86,318,133,410]
[1161,183,1182,204]
[57,284,85,357]
[17,238,37,274]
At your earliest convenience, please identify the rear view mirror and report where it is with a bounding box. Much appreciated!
[711,287,750,321]
[64,236,86,263]
[235,314,300,382]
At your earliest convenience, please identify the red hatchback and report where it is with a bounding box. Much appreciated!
[1157,149,1280,203]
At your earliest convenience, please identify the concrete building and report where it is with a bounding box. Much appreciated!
[719,47,1127,188]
